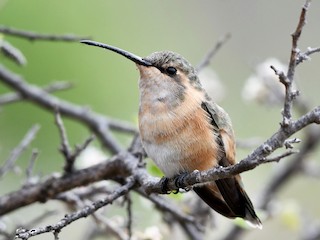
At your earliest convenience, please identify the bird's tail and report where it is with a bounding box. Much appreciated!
[238,184,262,229]
[194,178,262,229]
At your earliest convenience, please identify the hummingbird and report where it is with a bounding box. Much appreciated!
[81,40,262,228]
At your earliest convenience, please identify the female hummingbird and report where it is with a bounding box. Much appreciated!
[81,40,262,228]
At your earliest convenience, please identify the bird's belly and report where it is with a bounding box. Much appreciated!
[139,105,219,178]
[142,140,185,178]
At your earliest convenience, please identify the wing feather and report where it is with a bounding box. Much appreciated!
[200,101,261,227]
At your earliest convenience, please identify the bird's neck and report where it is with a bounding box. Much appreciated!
[138,76,186,112]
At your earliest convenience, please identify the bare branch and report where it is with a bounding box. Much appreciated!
[196,33,231,72]
[0,125,40,178]
[287,0,311,81]
[296,47,320,65]
[281,0,311,122]
[72,135,95,161]
[262,149,299,163]
[125,193,133,239]
[15,178,136,239]
[0,81,73,106]
[284,138,301,149]
[0,39,27,65]
[0,25,90,42]
[55,109,95,174]
[55,110,72,164]
[24,149,39,185]
[0,153,131,216]
[0,64,137,153]
[60,188,128,240]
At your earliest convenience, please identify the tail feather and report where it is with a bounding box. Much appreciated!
[193,184,236,219]
[194,179,262,229]
[237,181,263,229]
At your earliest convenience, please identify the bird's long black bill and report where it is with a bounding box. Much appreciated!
[80,40,152,67]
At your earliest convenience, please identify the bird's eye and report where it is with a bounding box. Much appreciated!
[166,66,177,75]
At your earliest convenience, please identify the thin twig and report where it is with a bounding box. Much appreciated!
[54,110,93,174]
[57,186,128,240]
[262,149,299,164]
[284,138,301,149]
[15,178,136,239]
[24,149,39,186]
[296,47,320,65]
[125,193,132,240]
[287,0,311,81]
[0,64,135,153]
[282,0,311,122]
[0,81,73,106]
[55,107,95,174]
[196,33,231,72]
[0,25,90,42]
[72,135,95,161]
[0,125,40,178]
[55,110,72,163]
[0,39,27,65]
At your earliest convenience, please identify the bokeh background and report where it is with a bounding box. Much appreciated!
[0,0,319,239]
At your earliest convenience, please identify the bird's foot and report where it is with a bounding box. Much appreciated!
[160,177,170,194]
[160,173,191,194]
[174,172,191,193]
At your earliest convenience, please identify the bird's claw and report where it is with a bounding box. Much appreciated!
[160,177,170,194]
[174,172,191,192]
[160,173,191,194]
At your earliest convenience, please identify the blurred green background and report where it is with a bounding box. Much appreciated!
[0,0,319,239]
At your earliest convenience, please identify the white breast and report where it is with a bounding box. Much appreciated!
[142,140,184,177]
